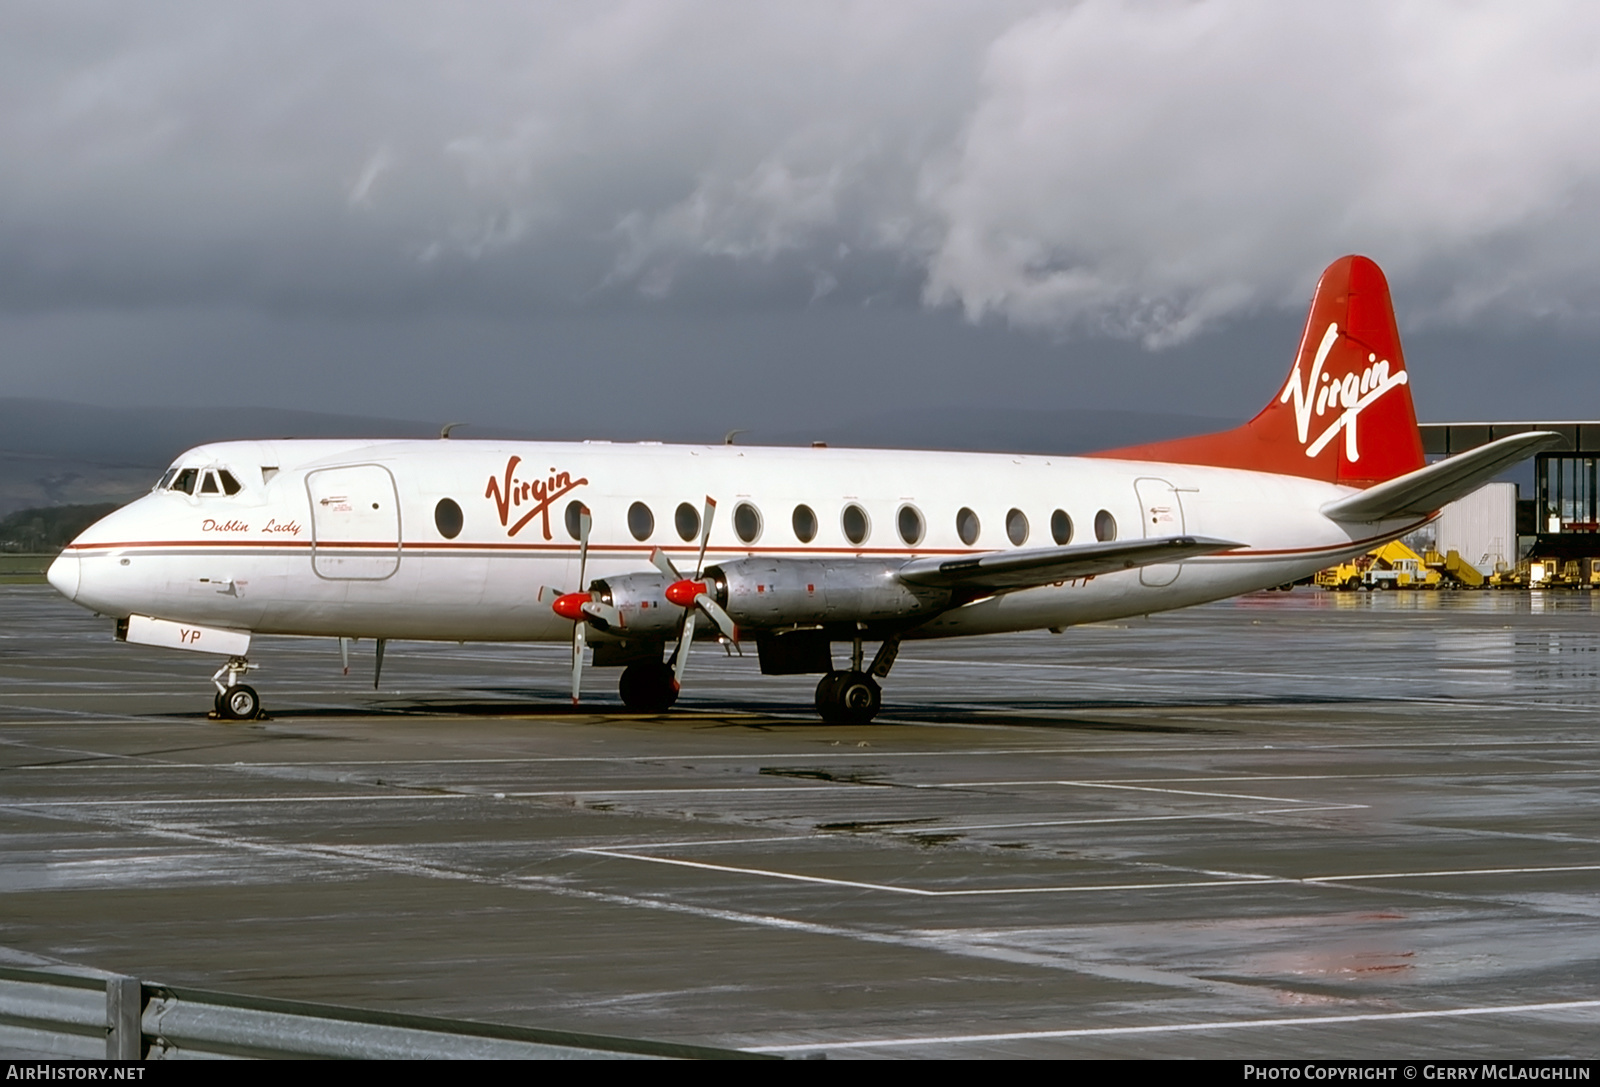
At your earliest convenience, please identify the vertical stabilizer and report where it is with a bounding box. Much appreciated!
[1090,255,1425,487]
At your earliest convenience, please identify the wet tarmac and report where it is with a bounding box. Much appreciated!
[1,584,1597,1058]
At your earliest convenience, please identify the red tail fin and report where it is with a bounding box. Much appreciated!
[1090,255,1425,487]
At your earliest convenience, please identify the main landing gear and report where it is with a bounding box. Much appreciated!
[211,656,262,721]
[813,629,899,725]
[618,660,679,713]
[814,670,881,724]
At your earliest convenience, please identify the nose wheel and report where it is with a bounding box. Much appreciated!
[211,656,263,721]
[214,684,261,721]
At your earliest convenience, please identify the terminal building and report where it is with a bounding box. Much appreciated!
[1421,421,1600,581]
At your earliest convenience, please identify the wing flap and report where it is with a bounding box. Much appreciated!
[1320,431,1562,523]
[897,536,1242,593]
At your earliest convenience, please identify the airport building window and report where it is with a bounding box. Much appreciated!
[734,502,762,544]
[1051,509,1072,545]
[1095,509,1117,541]
[956,506,980,546]
[564,500,586,541]
[627,501,655,542]
[897,504,925,546]
[842,504,870,545]
[792,504,818,543]
[434,498,464,539]
[675,502,700,542]
[1006,508,1029,546]
[1540,455,1600,531]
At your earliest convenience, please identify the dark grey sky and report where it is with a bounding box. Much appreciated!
[5,3,1599,438]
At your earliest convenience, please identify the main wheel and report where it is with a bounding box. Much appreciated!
[618,661,679,713]
[814,671,845,722]
[217,684,260,721]
[815,670,880,724]
[835,671,882,724]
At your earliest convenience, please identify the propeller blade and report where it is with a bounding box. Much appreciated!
[579,599,622,630]
[672,610,698,687]
[649,548,681,581]
[666,498,717,690]
[570,504,592,706]
[697,594,739,643]
[570,619,586,705]
[693,496,716,577]
[536,585,564,606]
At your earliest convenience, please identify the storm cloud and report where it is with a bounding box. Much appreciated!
[4,2,1599,430]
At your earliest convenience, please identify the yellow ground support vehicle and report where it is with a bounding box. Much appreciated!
[1315,540,1444,590]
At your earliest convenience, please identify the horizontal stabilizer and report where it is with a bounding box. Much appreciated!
[898,536,1242,593]
[1320,431,1563,523]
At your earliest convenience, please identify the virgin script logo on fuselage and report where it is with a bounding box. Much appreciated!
[485,456,588,540]
[1279,322,1409,462]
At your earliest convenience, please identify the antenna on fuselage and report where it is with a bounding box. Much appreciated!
[723,429,747,445]
[440,422,468,439]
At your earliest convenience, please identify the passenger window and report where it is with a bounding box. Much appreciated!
[734,502,762,544]
[564,500,587,541]
[218,470,242,496]
[792,504,817,543]
[200,471,220,494]
[1095,509,1117,541]
[627,501,655,542]
[1051,509,1073,545]
[956,507,980,546]
[1006,508,1028,546]
[842,504,870,545]
[897,505,924,546]
[171,468,198,495]
[435,498,464,539]
[675,502,700,542]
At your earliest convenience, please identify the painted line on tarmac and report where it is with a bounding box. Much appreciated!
[578,850,1600,898]
[747,999,1600,1052]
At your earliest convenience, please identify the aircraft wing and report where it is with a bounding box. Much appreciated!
[896,536,1243,593]
[1320,431,1563,524]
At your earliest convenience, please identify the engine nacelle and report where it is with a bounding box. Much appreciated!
[589,572,681,638]
[702,558,948,629]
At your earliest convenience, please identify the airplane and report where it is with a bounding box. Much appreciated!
[45,255,1559,724]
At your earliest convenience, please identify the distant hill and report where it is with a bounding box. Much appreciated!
[0,397,1234,518]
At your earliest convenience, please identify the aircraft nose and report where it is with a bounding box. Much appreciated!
[47,551,80,602]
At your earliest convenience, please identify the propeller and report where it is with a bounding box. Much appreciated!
[663,497,738,687]
[545,504,592,705]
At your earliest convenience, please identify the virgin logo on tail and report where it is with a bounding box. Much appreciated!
[1279,322,1409,463]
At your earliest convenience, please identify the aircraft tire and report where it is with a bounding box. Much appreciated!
[816,670,880,724]
[619,661,679,713]
[835,671,882,724]
[218,684,260,721]
[814,671,845,722]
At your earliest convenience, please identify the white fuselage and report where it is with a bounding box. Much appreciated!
[51,438,1419,643]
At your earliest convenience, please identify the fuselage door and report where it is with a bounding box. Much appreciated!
[1133,476,1186,587]
[307,465,401,580]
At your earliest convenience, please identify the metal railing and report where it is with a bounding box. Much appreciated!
[0,965,770,1060]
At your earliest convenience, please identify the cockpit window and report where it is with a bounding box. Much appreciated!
[158,469,177,491]
[200,471,221,494]
[218,470,241,495]
[170,468,199,495]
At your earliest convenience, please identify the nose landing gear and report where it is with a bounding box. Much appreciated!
[211,656,263,721]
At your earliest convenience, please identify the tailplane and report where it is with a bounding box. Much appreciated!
[1091,255,1425,487]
